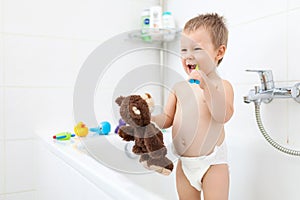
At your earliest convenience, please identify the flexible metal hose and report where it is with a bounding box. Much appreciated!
[255,103,300,156]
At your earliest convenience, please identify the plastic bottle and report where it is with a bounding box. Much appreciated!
[150,6,162,30]
[162,12,175,29]
[141,8,151,42]
[162,11,176,41]
[149,6,162,40]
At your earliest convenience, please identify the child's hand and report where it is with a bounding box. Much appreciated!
[194,50,216,75]
[190,70,221,90]
[188,50,218,88]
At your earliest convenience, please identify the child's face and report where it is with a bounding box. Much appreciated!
[180,28,221,75]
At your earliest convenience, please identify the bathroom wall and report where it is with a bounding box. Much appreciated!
[2,0,300,199]
[166,0,300,199]
[0,0,160,199]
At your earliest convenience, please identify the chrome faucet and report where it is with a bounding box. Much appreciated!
[243,69,300,104]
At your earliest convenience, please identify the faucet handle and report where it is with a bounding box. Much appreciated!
[246,69,274,90]
[291,82,300,103]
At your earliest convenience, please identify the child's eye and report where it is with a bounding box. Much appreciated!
[194,47,202,51]
[181,49,187,53]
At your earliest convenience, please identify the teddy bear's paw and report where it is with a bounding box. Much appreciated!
[132,145,144,155]
[140,160,151,170]
[148,165,172,176]
[157,168,172,176]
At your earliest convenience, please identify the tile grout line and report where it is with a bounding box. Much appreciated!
[230,8,300,29]
[285,2,290,145]
[1,0,7,192]
[1,31,103,44]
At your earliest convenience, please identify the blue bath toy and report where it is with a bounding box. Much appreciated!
[90,121,111,135]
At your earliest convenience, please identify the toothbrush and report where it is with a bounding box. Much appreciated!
[189,64,200,84]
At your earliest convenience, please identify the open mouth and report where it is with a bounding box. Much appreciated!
[187,64,198,72]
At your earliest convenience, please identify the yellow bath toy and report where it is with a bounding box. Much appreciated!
[74,122,89,137]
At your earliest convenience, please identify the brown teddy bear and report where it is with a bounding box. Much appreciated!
[115,93,173,175]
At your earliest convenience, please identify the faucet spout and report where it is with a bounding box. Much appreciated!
[246,69,274,91]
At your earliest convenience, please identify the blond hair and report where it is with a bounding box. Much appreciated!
[184,13,228,64]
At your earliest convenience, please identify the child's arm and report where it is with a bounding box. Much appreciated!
[189,50,234,123]
[151,91,177,129]
[200,70,234,123]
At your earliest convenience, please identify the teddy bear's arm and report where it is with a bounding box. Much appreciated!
[144,123,167,158]
[118,126,135,141]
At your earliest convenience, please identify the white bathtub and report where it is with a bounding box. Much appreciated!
[35,130,178,200]
[36,129,300,200]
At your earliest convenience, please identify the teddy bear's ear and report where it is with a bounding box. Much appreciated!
[115,96,125,106]
[141,93,155,113]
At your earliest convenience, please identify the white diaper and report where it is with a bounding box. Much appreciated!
[179,141,228,191]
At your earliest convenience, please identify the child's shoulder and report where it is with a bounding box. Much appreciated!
[173,81,190,90]
[222,79,234,94]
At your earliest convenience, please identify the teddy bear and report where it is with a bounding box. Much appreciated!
[115,93,173,175]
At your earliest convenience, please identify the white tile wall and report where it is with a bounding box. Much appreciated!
[226,84,258,137]
[287,9,300,149]
[3,0,159,40]
[287,100,300,148]
[73,40,100,78]
[5,88,74,140]
[94,48,161,124]
[0,0,2,33]
[5,191,36,200]
[0,88,3,140]
[4,35,77,87]
[166,0,287,28]
[0,34,3,86]
[258,99,289,144]
[228,134,300,200]
[222,13,288,85]
[288,0,300,9]
[5,140,34,193]
[0,140,4,195]
[287,9,300,81]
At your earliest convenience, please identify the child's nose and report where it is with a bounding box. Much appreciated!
[185,52,195,60]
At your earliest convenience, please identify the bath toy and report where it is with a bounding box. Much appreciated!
[53,132,75,140]
[74,122,89,137]
[115,93,174,176]
[189,64,200,84]
[114,119,126,134]
[89,121,111,135]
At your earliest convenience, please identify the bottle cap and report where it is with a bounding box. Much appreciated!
[163,11,172,15]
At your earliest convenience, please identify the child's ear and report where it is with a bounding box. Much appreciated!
[216,45,226,61]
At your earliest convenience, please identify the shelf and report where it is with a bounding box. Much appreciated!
[128,28,182,43]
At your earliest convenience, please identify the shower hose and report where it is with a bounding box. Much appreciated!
[255,102,300,156]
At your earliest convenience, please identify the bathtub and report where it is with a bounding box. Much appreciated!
[36,129,300,200]
[35,129,178,200]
